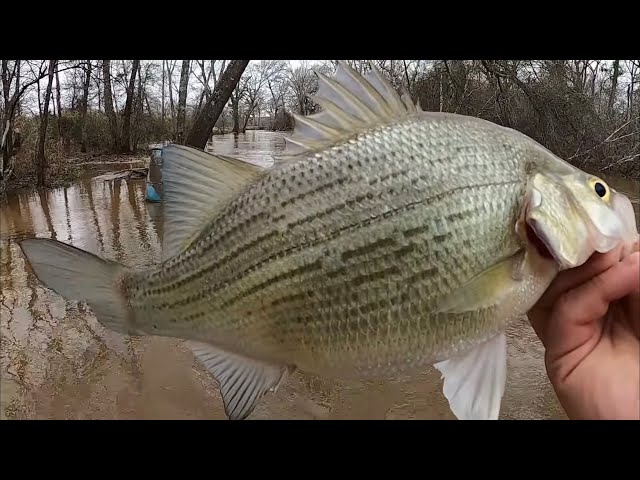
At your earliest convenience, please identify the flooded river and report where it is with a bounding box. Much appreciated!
[1,131,638,420]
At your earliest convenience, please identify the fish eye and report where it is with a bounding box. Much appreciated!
[589,177,610,202]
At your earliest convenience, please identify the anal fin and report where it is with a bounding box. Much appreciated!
[434,332,507,420]
[188,341,294,420]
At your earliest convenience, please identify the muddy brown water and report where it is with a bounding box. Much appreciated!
[1,131,638,420]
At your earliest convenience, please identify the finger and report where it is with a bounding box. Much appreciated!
[529,241,639,345]
[528,307,551,344]
[537,245,625,309]
[626,290,640,338]
[547,251,640,355]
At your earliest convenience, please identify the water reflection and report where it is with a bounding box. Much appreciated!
[206,130,287,167]
[0,131,637,420]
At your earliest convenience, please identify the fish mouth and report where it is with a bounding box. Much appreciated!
[526,220,556,263]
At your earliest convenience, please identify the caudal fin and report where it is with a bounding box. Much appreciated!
[19,238,131,334]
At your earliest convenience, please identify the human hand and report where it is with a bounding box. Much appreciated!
[527,242,640,420]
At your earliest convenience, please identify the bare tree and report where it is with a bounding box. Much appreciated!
[36,60,57,187]
[608,60,620,116]
[2,60,50,177]
[55,64,62,141]
[176,60,190,143]
[240,61,280,132]
[102,60,120,153]
[166,60,176,137]
[264,60,288,131]
[287,62,318,116]
[162,59,166,135]
[230,79,248,134]
[121,59,140,153]
[80,60,92,152]
[186,60,249,149]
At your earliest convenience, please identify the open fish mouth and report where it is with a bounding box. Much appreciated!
[521,185,560,265]
[525,221,555,262]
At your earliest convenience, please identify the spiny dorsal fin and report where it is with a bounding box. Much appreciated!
[279,61,420,158]
[161,144,265,262]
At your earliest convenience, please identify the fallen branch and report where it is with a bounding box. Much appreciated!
[93,167,148,181]
[601,153,640,170]
[568,119,634,160]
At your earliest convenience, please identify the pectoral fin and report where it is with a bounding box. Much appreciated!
[188,341,295,420]
[435,252,525,314]
[434,332,507,420]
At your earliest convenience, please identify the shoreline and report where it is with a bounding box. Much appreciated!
[2,143,638,197]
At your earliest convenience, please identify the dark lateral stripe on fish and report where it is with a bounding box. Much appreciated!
[341,237,398,262]
[157,210,270,275]
[157,163,417,279]
[151,180,520,299]
[351,265,401,287]
[406,266,440,285]
[145,182,520,312]
[285,192,378,230]
[148,200,420,307]
[153,232,474,321]
[279,175,350,208]
[219,260,324,309]
[226,245,434,312]
[164,236,442,317]
[157,151,519,285]
[269,243,419,310]
[368,168,413,185]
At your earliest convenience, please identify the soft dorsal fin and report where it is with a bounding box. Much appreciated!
[160,145,265,262]
[278,61,421,159]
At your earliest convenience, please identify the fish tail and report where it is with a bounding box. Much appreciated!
[19,238,132,335]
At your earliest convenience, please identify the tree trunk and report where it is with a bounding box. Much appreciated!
[186,60,249,149]
[231,90,240,134]
[608,60,620,116]
[162,60,166,137]
[242,101,257,132]
[80,60,92,153]
[36,72,42,116]
[2,60,13,174]
[15,61,20,117]
[628,61,636,122]
[55,65,62,140]
[37,60,56,187]
[121,59,140,153]
[176,60,190,144]
[167,61,176,138]
[132,66,144,154]
[96,72,101,112]
[102,60,120,153]
[242,109,253,132]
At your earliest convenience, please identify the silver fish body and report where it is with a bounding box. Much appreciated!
[126,113,552,377]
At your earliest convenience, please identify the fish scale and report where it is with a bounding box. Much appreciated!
[19,61,638,420]
[156,171,521,372]
[159,120,517,295]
